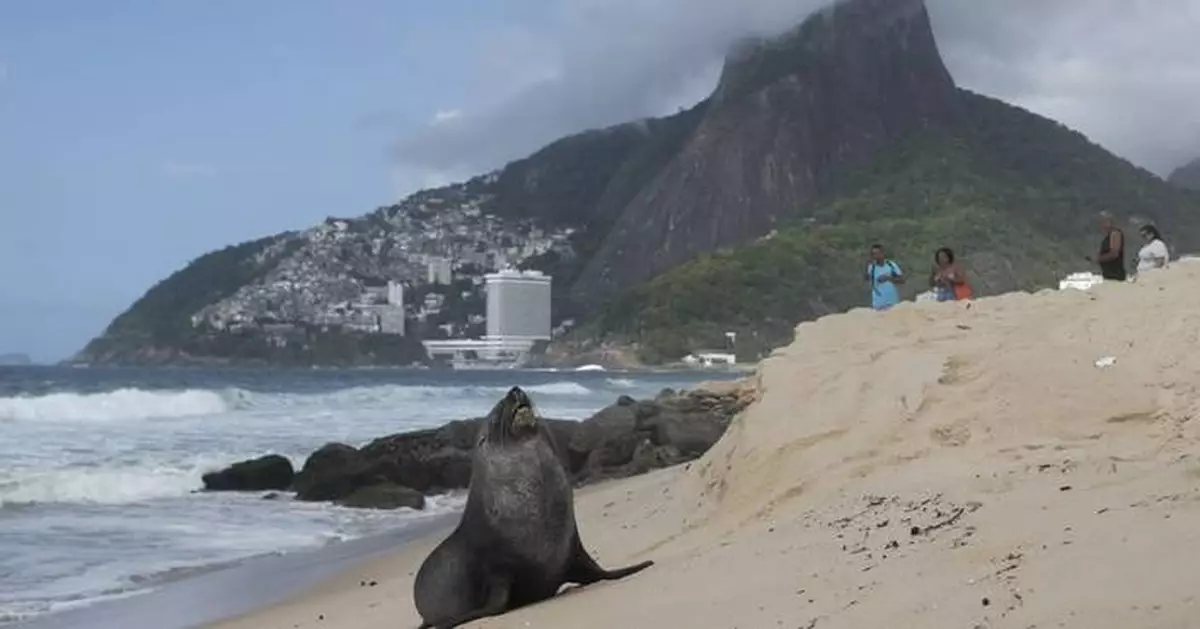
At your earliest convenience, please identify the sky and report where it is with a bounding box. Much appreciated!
[1,0,1198,363]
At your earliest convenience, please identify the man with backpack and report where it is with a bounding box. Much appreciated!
[865,244,905,311]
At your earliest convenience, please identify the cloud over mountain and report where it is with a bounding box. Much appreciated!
[393,0,1200,179]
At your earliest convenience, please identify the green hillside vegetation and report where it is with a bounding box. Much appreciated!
[176,326,428,367]
[495,102,710,322]
[593,91,1200,363]
[83,236,289,354]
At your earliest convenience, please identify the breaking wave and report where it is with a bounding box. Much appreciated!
[0,381,598,424]
[0,388,229,422]
[0,456,260,507]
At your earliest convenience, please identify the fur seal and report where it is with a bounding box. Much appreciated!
[413,386,653,628]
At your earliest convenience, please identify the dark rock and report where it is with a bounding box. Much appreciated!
[202,455,294,492]
[292,443,368,501]
[643,411,729,457]
[567,404,639,471]
[626,440,684,476]
[632,400,662,421]
[421,448,473,491]
[580,432,644,480]
[214,385,751,508]
[359,419,577,492]
[434,419,484,451]
[562,389,745,481]
[337,483,426,511]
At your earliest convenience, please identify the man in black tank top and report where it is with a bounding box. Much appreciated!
[1086,212,1126,281]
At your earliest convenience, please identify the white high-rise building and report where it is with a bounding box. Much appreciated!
[376,281,405,335]
[485,269,552,341]
[386,281,404,306]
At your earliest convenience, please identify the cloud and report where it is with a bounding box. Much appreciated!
[928,0,1200,175]
[393,0,825,175]
[392,0,1200,180]
[158,159,220,181]
[431,109,463,126]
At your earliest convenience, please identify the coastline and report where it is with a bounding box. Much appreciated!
[200,476,667,629]
[10,475,656,629]
[2,369,742,627]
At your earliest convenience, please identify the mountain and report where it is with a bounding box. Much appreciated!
[1169,157,1200,190]
[75,0,1200,367]
[592,91,1200,361]
[0,353,32,366]
[572,0,961,305]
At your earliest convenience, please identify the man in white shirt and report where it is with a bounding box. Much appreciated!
[1135,224,1170,273]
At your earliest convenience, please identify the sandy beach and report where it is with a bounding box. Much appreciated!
[206,262,1200,629]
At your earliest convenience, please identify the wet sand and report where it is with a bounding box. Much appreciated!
[13,514,456,629]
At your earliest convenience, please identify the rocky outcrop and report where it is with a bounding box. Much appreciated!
[291,443,376,501]
[202,387,752,509]
[201,455,294,491]
[337,483,426,511]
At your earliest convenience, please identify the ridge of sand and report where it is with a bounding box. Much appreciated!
[210,262,1200,629]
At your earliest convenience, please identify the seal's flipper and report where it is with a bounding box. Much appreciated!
[564,536,654,586]
[425,574,512,629]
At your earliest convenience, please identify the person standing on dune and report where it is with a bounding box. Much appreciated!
[929,247,972,302]
[1085,211,1127,281]
[1135,224,1170,274]
[865,244,904,311]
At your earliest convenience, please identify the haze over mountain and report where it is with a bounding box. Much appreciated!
[393,0,1200,182]
[76,0,1200,367]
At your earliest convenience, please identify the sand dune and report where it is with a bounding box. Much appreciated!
[209,262,1200,629]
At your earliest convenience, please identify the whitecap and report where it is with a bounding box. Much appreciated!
[0,388,229,423]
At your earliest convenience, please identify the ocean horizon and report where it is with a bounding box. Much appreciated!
[0,365,737,625]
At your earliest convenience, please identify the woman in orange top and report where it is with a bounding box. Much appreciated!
[930,247,973,301]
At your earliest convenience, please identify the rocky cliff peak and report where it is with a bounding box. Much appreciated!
[717,0,946,102]
[1168,156,1200,190]
[572,0,959,304]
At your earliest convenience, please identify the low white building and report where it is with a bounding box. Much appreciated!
[422,337,540,367]
[682,352,738,368]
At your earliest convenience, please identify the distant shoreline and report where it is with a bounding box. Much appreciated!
[48,362,756,375]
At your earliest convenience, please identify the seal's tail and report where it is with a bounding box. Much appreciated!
[565,539,655,585]
[595,560,655,580]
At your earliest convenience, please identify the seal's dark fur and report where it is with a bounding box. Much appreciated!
[412,387,653,628]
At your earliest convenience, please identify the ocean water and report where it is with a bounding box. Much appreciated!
[0,366,732,625]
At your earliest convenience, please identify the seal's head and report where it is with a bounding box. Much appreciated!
[485,386,541,442]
